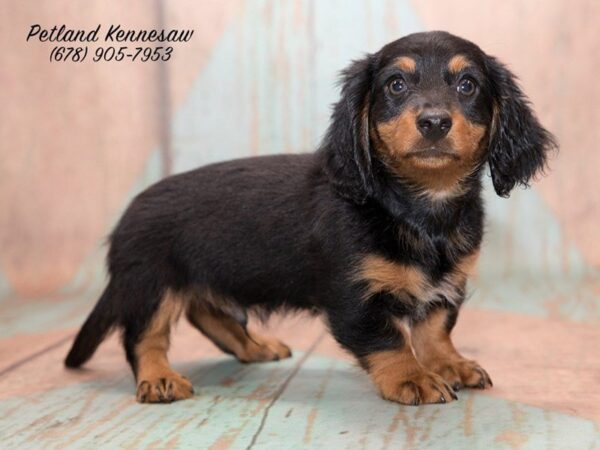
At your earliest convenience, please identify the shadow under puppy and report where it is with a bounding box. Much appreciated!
[65,31,556,405]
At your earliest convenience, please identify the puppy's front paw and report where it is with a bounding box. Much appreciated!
[376,370,458,405]
[430,358,493,391]
[136,373,194,403]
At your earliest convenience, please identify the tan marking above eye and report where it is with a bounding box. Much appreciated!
[394,56,417,72]
[448,54,472,73]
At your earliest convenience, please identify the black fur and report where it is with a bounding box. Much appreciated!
[485,57,557,197]
[323,56,376,204]
[65,284,117,368]
[65,31,555,399]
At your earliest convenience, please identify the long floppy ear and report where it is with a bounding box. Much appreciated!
[322,55,374,204]
[486,57,557,197]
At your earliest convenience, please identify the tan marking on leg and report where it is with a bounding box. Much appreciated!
[448,54,472,73]
[135,290,193,403]
[412,309,492,391]
[247,330,292,360]
[365,324,456,405]
[186,301,291,363]
[394,56,417,72]
[354,255,430,300]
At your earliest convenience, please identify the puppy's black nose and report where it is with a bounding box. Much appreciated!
[416,111,452,141]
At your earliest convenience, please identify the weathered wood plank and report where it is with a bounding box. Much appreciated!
[2,307,600,420]
[250,354,600,449]
[2,350,598,449]
[0,354,311,449]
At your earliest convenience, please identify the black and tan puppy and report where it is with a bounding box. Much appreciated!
[65,31,555,405]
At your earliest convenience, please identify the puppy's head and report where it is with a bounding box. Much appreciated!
[324,31,556,202]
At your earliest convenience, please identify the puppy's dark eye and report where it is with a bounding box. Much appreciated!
[388,77,406,95]
[457,77,476,96]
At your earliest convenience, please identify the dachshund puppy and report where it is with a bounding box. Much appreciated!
[65,31,556,405]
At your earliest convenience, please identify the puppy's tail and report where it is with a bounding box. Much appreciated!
[65,283,118,368]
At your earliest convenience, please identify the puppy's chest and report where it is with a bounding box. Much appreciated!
[354,249,479,306]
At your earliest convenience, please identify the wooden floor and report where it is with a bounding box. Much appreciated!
[1,271,600,449]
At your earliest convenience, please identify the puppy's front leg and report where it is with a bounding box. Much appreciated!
[327,304,456,405]
[412,308,492,391]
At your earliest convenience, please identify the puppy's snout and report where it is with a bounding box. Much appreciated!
[416,110,452,141]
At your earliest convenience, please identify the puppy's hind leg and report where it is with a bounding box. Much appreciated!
[186,300,291,363]
[124,289,194,404]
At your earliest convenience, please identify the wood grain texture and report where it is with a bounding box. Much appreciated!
[1,304,600,448]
